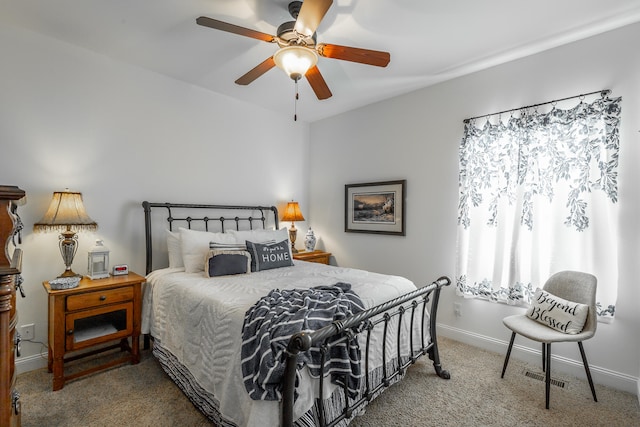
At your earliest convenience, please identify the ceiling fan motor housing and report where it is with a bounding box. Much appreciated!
[277,21,317,48]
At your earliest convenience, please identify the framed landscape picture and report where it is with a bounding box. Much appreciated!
[345,180,406,235]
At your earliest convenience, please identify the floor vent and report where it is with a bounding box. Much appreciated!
[524,370,566,388]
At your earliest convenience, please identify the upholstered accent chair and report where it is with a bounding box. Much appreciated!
[501,271,598,409]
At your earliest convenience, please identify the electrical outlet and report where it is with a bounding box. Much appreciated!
[20,323,35,340]
[453,303,462,317]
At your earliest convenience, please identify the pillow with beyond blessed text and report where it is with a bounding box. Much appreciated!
[245,239,293,272]
[526,288,589,334]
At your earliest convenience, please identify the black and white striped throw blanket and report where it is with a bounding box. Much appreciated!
[241,282,365,401]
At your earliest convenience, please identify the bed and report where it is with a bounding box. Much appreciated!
[141,201,450,427]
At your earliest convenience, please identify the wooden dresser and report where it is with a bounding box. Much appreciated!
[0,185,26,427]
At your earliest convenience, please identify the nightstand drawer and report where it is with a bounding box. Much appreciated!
[66,286,133,311]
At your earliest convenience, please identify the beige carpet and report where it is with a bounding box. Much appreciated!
[17,337,640,426]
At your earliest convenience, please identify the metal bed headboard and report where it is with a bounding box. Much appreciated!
[142,201,279,275]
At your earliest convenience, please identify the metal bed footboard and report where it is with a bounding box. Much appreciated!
[282,276,451,427]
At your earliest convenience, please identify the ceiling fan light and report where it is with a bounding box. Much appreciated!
[273,46,318,81]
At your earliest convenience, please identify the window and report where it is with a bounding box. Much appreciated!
[456,95,621,320]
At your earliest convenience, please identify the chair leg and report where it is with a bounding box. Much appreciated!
[542,342,546,372]
[578,341,598,402]
[501,332,516,378]
[545,343,551,409]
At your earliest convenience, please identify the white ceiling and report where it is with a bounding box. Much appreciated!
[3,0,640,122]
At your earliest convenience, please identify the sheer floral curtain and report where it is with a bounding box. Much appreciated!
[456,94,621,321]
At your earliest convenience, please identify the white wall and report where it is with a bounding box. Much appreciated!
[3,16,638,397]
[0,24,311,370]
[309,23,640,394]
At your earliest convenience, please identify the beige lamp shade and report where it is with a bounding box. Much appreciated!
[34,190,97,232]
[34,189,97,277]
[281,201,305,253]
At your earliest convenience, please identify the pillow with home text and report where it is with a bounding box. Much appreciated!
[245,239,293,272]
[526,288,589,334]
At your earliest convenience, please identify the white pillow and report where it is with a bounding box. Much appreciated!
[179,227,236,273]
[228,228,291,259]
[167,230,184,268]
[526,288,589,334]
[227,228,289,244]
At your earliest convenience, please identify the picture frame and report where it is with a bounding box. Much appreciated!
[345,180,406,235]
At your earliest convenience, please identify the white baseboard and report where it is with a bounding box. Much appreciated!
[16,353,48,374]
[437,323,639,396]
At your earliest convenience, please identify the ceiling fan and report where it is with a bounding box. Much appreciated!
[196,0,391,101]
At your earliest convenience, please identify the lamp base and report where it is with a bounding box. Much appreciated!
[288,224,299,253]
[58,269,81,278]
[59,230,81,278]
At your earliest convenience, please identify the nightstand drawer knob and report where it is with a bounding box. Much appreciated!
[67,329,74,336]
[99,295,107,301]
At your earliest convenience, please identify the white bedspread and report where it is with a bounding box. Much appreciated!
[142,260,423,427]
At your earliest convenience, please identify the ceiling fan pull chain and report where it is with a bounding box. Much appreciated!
[294,79,299,121]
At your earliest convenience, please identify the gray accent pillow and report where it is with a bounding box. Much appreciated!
[205,250,251,277]
[245,239,293,272]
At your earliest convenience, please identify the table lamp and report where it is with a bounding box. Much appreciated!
[33,189,97,277]
[281,201,305,253]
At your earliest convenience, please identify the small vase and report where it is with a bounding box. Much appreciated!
[304,227,316,252]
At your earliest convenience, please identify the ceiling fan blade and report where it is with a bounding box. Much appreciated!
[294,0,333,36]
[317,43,390,67]
[305,65,332,100]
[235,57,276,85]
[196,16,276,43]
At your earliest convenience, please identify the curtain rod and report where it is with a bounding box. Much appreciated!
[463,89,611,124]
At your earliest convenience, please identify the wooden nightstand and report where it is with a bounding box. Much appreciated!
[42,272,144,391]
[293,250,332,265]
